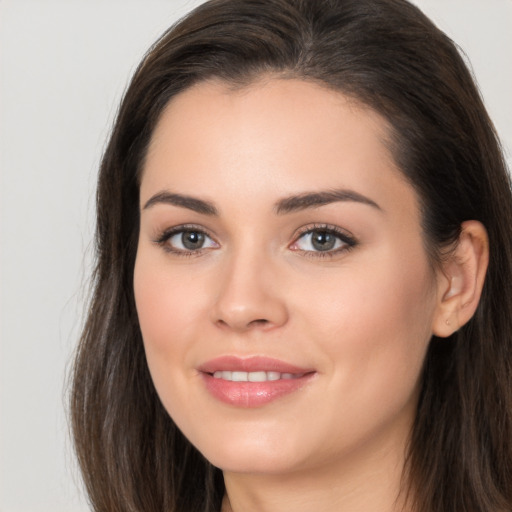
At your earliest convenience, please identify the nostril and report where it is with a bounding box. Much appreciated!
[215,317,269,330]
[248,319,269,327]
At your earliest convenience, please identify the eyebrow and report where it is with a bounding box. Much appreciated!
[143,191,218,215]
[274,189,382,214]
[142,188,381,216]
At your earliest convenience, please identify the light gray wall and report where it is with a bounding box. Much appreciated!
[0,1,510,511]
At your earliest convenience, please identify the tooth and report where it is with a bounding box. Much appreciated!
[231,371,248,382]
[248,371,267,382]
[212,370,302,382]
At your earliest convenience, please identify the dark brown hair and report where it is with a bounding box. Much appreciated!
[70,1,512,511]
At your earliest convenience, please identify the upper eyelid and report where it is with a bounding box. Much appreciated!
[292,223,356,241]
[153,223,216,242]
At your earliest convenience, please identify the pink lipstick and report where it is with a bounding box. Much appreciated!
[198,356,315,407]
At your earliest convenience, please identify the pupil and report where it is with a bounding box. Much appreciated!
[182,231,205,250]
[311,230,335,251]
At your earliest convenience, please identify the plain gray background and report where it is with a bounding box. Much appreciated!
[1,1,511,511]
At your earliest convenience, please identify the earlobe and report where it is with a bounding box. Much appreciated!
[432,220,489,338]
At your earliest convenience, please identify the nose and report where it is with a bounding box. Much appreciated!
[210,250,289,332]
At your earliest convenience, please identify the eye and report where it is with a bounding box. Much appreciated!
[290,226,356,255]
[155,226,218,254]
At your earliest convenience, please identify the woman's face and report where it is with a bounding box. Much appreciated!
[134,78,442,475]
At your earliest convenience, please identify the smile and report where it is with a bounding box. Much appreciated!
[199,356,315,407]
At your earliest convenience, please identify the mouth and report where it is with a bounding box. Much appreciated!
[198,356,316,407]
[211,370,306,382]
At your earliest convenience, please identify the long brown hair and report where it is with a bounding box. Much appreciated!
[70,1,512,511]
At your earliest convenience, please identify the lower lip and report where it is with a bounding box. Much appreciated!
[201,373,315,407]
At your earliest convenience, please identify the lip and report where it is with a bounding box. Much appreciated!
[198,356,316,408]
[198,355,312,374]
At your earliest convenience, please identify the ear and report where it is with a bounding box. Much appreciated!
[432,220,489,337]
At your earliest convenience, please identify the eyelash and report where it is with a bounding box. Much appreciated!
[153,223,357,259]
[153,224,217,257]
[290,224,358,259]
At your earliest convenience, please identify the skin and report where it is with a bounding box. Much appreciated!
[134,78,488,512]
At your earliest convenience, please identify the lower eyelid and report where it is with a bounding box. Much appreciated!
[292,240,357,261]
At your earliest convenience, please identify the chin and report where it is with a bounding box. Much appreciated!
[191,427,305,475]
[208,450,299,475]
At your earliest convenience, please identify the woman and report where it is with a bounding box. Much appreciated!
[70,0,512,511]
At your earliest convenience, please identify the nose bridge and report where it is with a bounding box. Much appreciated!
[211,240,288,331]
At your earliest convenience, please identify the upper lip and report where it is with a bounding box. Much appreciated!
[198,355,314,375]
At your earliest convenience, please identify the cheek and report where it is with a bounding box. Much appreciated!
[133,253,212,431]
[134,249,210,339]
[133,252,207,387]
[296,249,436,408]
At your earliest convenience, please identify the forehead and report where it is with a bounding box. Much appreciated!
[146,77,393,164]
[141,78,416,218]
